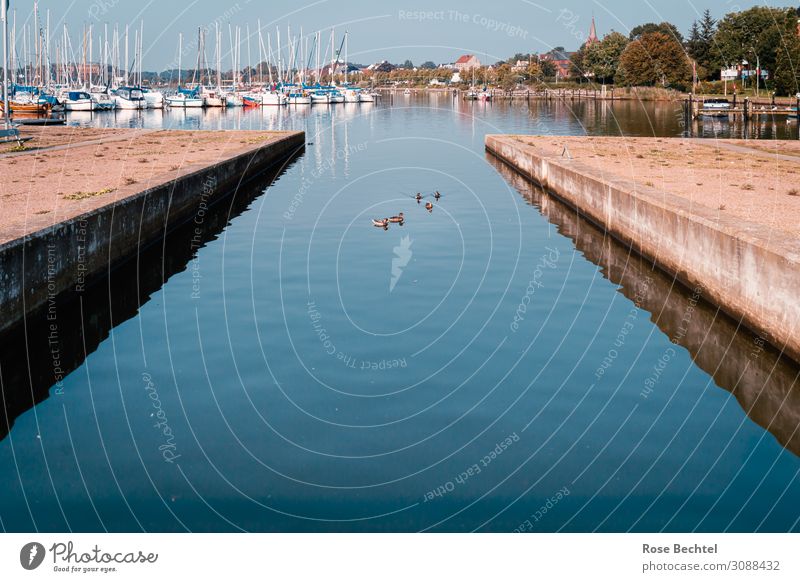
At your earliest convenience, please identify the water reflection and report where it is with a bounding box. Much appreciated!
[489,153,800,457]
[0,161,296,443]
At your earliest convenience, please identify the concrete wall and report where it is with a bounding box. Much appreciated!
[0,131,305,334]
[486,134,800,364]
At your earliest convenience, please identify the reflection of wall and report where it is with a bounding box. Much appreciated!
[490,154,800,457]
[487,135,800,366]
[0,162,297,442]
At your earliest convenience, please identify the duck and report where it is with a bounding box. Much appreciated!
[389,212,405,223]
[372,218,389,228]
[434,191,441,200]
[425,202,433,212]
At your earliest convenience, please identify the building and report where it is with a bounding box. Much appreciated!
[454,54,481,72]
[586,16,599,45]
[512,59,531,71]
[539,49,573,81]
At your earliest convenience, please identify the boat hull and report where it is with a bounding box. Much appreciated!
[65,99,95,112]
[114,97,146,110]
[166,96,204,108]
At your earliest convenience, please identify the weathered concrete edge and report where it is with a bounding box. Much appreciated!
[0,131,305,334]
[486,134,800,363]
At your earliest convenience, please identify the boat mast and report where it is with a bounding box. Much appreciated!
[124,24,128,86]
[2,0,10,129]
[139,20,144,86]
[216,22,221,89]
[256,19,262,84]
[246,23,251,85]
[177,32,181,88]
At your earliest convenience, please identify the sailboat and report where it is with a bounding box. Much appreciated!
[165,33,204,108]
[63,90,95,111]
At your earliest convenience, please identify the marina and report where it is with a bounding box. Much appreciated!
[2,0,800,559]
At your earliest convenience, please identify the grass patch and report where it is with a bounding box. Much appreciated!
[741,183,755,191]
[789,188,799,196]
[63,187,115,201]
[123,176,137,185]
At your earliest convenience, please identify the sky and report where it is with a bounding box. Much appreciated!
[4,0,794,70]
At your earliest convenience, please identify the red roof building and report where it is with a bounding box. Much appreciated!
[454,54,481,72]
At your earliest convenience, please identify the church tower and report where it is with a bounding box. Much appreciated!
[587,16,599,45]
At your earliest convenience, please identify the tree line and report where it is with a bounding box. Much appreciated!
[568,7,800,95]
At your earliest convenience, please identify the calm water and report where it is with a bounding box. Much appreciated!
[1,95,799,532]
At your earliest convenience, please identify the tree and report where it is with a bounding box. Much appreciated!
[630,22,684,44]
[419,61,437,69]
[713,6,789,87]
[687,10,718,80]
[616,31,692,89]
[539,59,557,78]
[583,31,628,83]
[401,60,414,69]
[774,8,800,96]
[526,61,543,81]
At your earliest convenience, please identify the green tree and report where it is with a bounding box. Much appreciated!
[687,10,718,80]
[616,31,691,89]
[401,60,414,69]
[774,8,800,96]
[630,22,684,44]
[713,6,789,87]
[583,31,628,83]
[539,59,556,78]
[419,61,437,69]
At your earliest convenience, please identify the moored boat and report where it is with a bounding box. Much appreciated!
[64,90,95,112]
[143,89,165,109]
[166,88,204,108]
[113,87,147,110]
[699,98,731,118]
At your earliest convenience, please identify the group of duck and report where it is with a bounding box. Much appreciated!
[372,191,442,229]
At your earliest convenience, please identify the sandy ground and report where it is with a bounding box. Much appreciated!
[0,128,292,245]
[512,135,800,237]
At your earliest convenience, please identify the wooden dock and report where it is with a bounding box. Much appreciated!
[688,95,800,121]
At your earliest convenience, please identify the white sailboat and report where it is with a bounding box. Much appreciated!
[165,33,204,108]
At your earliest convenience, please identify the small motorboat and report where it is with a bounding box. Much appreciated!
[699,98,731,118]
[415,193,422,202]
[389,213,405,223]
[425,202,433,211]
[372,218,389,228]
[434,191,441,200]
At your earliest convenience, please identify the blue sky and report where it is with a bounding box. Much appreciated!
[5,0,792,69]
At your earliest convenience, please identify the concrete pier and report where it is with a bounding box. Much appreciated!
[486,134,800,363]
[0,129,305,334]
